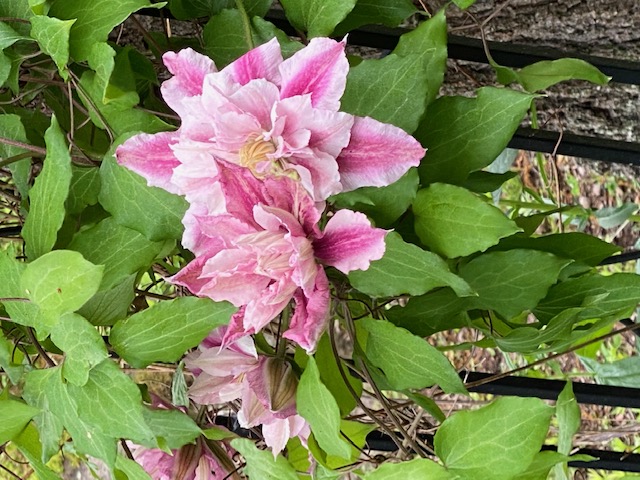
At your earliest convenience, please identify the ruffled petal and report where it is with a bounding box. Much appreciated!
[223,37,283,86]
[283,267,330,353]
[115,132,181,194]
[162,48,217,115]
[279,37,348,111]
[313,210,387,273]
[336,116,425,191]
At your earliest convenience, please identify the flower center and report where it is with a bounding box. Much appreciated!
[239,135,277,175]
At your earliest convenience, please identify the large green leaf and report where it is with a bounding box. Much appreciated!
[416,87,534,184]
[386,288,469,337]
[110,297,235,367]
[68,216,167,290]
[413,183,521,258]
[115,456,153,480]
[459,249,570,319]
[29,15,75,79]
[231,438,298,480]
[534,273,640,323]
[78,274,135,326]
[364,457,452,480]
[434,397,554,479]
[553,381,581,479]
[330,168,419,228]
[50,313,109,386]
[581,356,640,388]
[342,53,428,133]
[22,115,72,260]
[279,0,356,37]
[497,58,610,93]
[67,359,155,444]
[349,232,473,297]
[142,408,201,450]
[169,0,272,19]
[0,398,40,445]
[21,250,103,330]
[360,318,466,394]
[66,165,101,214]
[514,452,576,480]
[99,148,187,242]
[49,0,164,61]
[335,0,416,35]
[0,248,41,330]
[0,21,30,49]
[297,356,352,459]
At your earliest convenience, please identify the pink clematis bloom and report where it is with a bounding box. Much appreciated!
[115,37,425,204]
[186,329,309,455]
[172,164,387,352]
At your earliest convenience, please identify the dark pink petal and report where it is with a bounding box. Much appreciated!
[115,132,181,194]
[169,256,211,296]
[224,37,283,86]
[336,116,425,191]
[283,267,330,353]
[313,210,387,273]
[162,48,217,115]
[279,37,348,111]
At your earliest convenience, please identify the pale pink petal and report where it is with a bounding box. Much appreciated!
[132,445,175,480]
[169,256,211,296]
[262,419,290,457]
[223,37,283,86]
[283,267,330,353]
[279,37,348,111]
[226,79,280,132]
[243,275,298,333]
[115,132,181,194]
[238,384,272,428]
[162,48,217,115]
[188,374,243,404]
[220,307,249,347]
[336,116,425,191]
[313,210,387,273]
[290,149,342,201]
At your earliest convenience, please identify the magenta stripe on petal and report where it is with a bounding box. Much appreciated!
[279,37,348,111]
[313,209,387,273]
[337,116,425,192]
[115,131,181,194]
[226,37,283,86]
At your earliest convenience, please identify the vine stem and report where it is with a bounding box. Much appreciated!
[27,327,56,367]
[234,0,254,50]
[0,137,46,155]
[0,152,38,168]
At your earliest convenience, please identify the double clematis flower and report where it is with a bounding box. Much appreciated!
[116,37,424,351]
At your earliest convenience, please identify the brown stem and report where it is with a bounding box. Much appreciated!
[27,327,55,367]
[0,137,46,155]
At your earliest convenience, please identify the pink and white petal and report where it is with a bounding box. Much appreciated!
[201,254,271,306]
[220,307,250,347]
[246,357,297,418]
[223,37,283,86]
[162,48,217,114]
[290,149,342,202]
[313,210,387,273]
[238,384,272,428]
[262,419,291,457]
[227,79,280,131]
[182,204,230,256]
[195,214,256,249]
[242,277,297,334]
[336,116,425,191]
[283,267,330,353]
[188,373,243,405]
[187,348,257,378]
[216,162,270,225]
[115,132,181,194]
[169,256,212,296]
[279,37,348,111]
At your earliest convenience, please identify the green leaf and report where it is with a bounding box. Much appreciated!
[459,249,570,318]
[342,52,428,133]
[67,359,155,444]
[171,362,189,407]
[404,391,446,423]
[0,247,41,330]
[115,455,152,480]
[168,0,271,19]
[513,451,574,480]
[349,232,474,297]
[435,397,554,480]
[534,273,640,323]
[498,58,610,93]
[335,0,416,35]
[49,0,164,61]
[324,420,375,469]
[231,438,299,480]
[66,165,101,214]
[142,408,201,450]
[0,21,30,49]
[50,312,109,386]
[413,183,521,258]
[595,203,638,229]
[0,329,24,384]
[360,318,466,394]
[364,457,452,480]
[581,356,640,388]
[111,297,235,367]
[0,113,31,199]
[0,398,40,444]
[297,356,352,459]
[392,8,447,109]
[68,216,167,290]
[12,423,62,480]
[416,88,534,184]
[314,334,362,417]
[279,0,356,37]
[331,168,419,227]
[452,0,476,8]
[99,146,187,241]
[556,382,580,455]
[22,115,72,259]
[462,170,518,193]
[21,250,103,326]
[0,51,11,86]
[386,288,469,337]
[78,274,135,326]
[29,16,75,79]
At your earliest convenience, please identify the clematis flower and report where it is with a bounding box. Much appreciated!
[115,36,425,205]
[172,164,387,352]
[186,328,309,455]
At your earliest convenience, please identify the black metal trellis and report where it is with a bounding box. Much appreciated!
[144,8,640,473]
